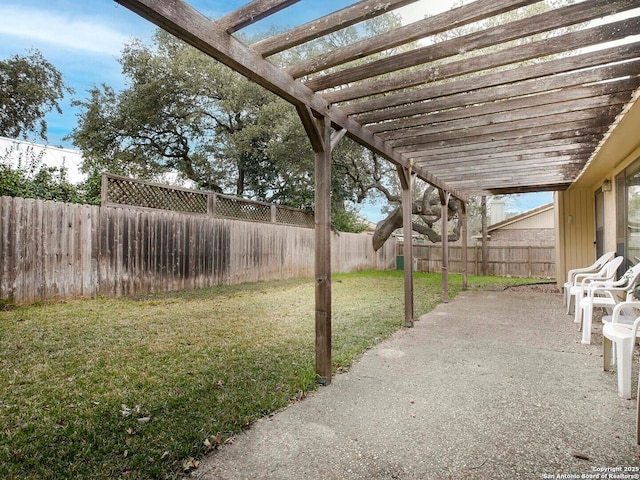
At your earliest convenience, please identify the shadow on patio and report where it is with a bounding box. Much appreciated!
[197,288,640,480]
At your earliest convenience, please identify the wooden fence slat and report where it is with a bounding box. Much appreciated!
[10,197,24,301]
[22,199,36,303]
[0,197,9,299]
[90,205,99,297]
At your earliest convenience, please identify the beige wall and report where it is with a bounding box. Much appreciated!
[555,188,596,283]
[490,228,554,245]
[497,207,554,230]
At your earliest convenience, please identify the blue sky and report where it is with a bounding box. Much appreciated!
[0,0,552,218]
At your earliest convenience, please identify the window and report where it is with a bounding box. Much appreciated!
[616,157,640,270]
[595,188,604,258]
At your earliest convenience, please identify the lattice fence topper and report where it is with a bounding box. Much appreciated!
[101,174,314,228]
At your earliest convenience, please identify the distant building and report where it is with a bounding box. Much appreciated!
[0,136,85,184]
[489,198,506,224]
[487,202,555,246]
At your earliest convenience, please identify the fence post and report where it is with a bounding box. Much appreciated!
[475,245,479,276]
[101,174,109,205]
[528,246,533,278]
[208,193,217,217]
[271,205,277,224]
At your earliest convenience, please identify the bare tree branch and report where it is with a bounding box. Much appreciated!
[373,193,462,251]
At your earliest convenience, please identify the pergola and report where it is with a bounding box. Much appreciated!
[115,0,640,384]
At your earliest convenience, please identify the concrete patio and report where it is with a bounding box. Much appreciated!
[196,288,640,479]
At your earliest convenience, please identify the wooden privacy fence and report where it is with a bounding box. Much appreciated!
[398,243,555,279]
[0,196,396,303]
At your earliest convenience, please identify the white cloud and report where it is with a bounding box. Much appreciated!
[0,5,132,56]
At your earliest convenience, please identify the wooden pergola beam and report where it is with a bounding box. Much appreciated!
[216,0,300,33]
[489,184,572,195]
[409,129,607,159]
[449,173,578,186]
[355,63,640,125]
[340,42,640,115]
[413,139,601,165]
[402,128,607,156]
[305,0,628,92]
[252,0,419,57]
[392,107,619,153]
[286,0,539,79]
[325,17,640,103]
[435,159,587,177]
[368,80,637,135]
[382,94,633,144]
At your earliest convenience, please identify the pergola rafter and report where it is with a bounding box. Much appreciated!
[303,0,630,92]
[252,0,419,57]
[286,0,540,78]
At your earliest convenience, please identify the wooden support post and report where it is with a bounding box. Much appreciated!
[461,202,468,291]
[439,189,451,303]
[297,106,343,386]
[398,164,414,327]
[481,196,489,276]
[315,120,332,385]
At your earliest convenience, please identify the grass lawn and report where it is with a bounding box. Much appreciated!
[0,271,540,479]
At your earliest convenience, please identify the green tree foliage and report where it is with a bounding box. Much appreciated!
[0,50,72,141]
[331,205,368,234]
[69,31,324,209]
[0,146,85,203]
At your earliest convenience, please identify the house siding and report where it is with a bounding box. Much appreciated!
[489,228,554,245]
[556,188,596,287]
[489,207,555,245]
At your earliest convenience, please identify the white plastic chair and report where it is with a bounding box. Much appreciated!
[577,263,640,344]
[602,302,640,399]
[567,256,623,319]
[563,251,615,307]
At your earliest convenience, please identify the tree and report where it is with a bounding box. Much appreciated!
[0,50,72,141]
[69,31,318,203]
[331,205,368,233]
[0,145,85,203]
[371,183,463,251]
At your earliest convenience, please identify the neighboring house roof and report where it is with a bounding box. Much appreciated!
[488,202,554,232]
[0,136,85,184]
